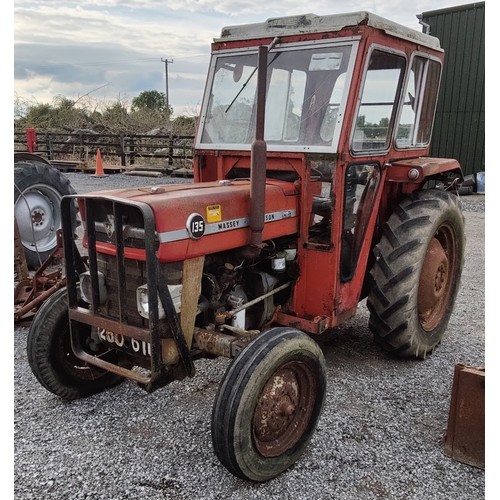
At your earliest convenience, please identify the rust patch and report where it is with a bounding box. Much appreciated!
[253,361,316,457]
[444,364,485,469]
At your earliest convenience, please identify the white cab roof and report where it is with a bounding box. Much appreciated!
[216,11,441,51]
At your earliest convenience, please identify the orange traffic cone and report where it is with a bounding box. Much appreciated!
[92,148,107,177]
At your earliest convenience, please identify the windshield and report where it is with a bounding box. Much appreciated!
[197,42,356,152]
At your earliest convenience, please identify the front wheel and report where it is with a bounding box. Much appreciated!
[367,189,465,358]
[211,327,326,482]
[27,287,123,400]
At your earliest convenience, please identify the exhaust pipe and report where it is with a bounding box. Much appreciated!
[248,44,269,254]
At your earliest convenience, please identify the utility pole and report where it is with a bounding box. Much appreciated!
[161,58,173,114]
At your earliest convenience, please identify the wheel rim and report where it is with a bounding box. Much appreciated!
[418,224,457,331]
[252,361,317,458]
[14,184,63,253]
[55,324,109,381]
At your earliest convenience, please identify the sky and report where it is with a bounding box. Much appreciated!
[13,0,487,117]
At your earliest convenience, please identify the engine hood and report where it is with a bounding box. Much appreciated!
[78,179,299,262]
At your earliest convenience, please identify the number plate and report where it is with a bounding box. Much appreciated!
[98,328,152,357]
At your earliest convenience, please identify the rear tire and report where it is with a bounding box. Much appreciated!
[27,287,123,400]
[14,161,78,269]
[367,189,465,358]
[211,327,326,482]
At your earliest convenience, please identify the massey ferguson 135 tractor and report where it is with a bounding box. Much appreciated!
[28,12,465,481]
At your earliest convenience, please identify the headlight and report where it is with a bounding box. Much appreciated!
[136,284,182,319]
[137,285,166,319]
[80,271,107,305]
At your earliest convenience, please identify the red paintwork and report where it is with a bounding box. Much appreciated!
[189,22,462,331]
[80,19,463,334]
[81,180,299,263]
[387,157,463,182]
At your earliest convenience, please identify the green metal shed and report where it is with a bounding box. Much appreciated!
[419,2,485,177]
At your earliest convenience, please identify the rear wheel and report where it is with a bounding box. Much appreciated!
[14,161,77,269]
[27,287,123,400]
[367,189,465,358]
[211,327,326,482]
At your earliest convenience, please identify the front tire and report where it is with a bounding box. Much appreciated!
[211,327,326,482]
[367,189,465,358]
[27,287,123,400]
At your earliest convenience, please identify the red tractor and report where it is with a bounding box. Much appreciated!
[27,11,465,481]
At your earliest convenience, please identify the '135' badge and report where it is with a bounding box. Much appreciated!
[186,213,205,239]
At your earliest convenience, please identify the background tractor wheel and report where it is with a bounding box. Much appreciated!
[27,287,123,400]
[14,161,78,269]
[211,327,326,482]
[367,189,465,358]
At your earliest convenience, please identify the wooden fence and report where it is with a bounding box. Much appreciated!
[14,130,195,171]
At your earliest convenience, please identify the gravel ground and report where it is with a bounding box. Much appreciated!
[13,172,486,499]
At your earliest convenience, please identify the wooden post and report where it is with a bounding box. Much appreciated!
[168,135,174,165]
[120,135,126,167]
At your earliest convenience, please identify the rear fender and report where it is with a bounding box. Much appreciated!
[14,152,53,167]
[386,158,464,194]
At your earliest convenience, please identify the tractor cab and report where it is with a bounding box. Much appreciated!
[193,12,461,327]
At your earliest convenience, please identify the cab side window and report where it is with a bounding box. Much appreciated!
[352,50,406,152]
[396,56,441,148]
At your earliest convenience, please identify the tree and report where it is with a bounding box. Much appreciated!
[16,96,92,131]
[23,103,53,129]
[99,102,131,133]
[171,115,197,135]
[131,90,172,115]
[14,93,196,134]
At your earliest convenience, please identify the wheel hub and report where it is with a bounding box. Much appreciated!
[418,234,452,331]
[253,362,316,457]
[32,209,46,225]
